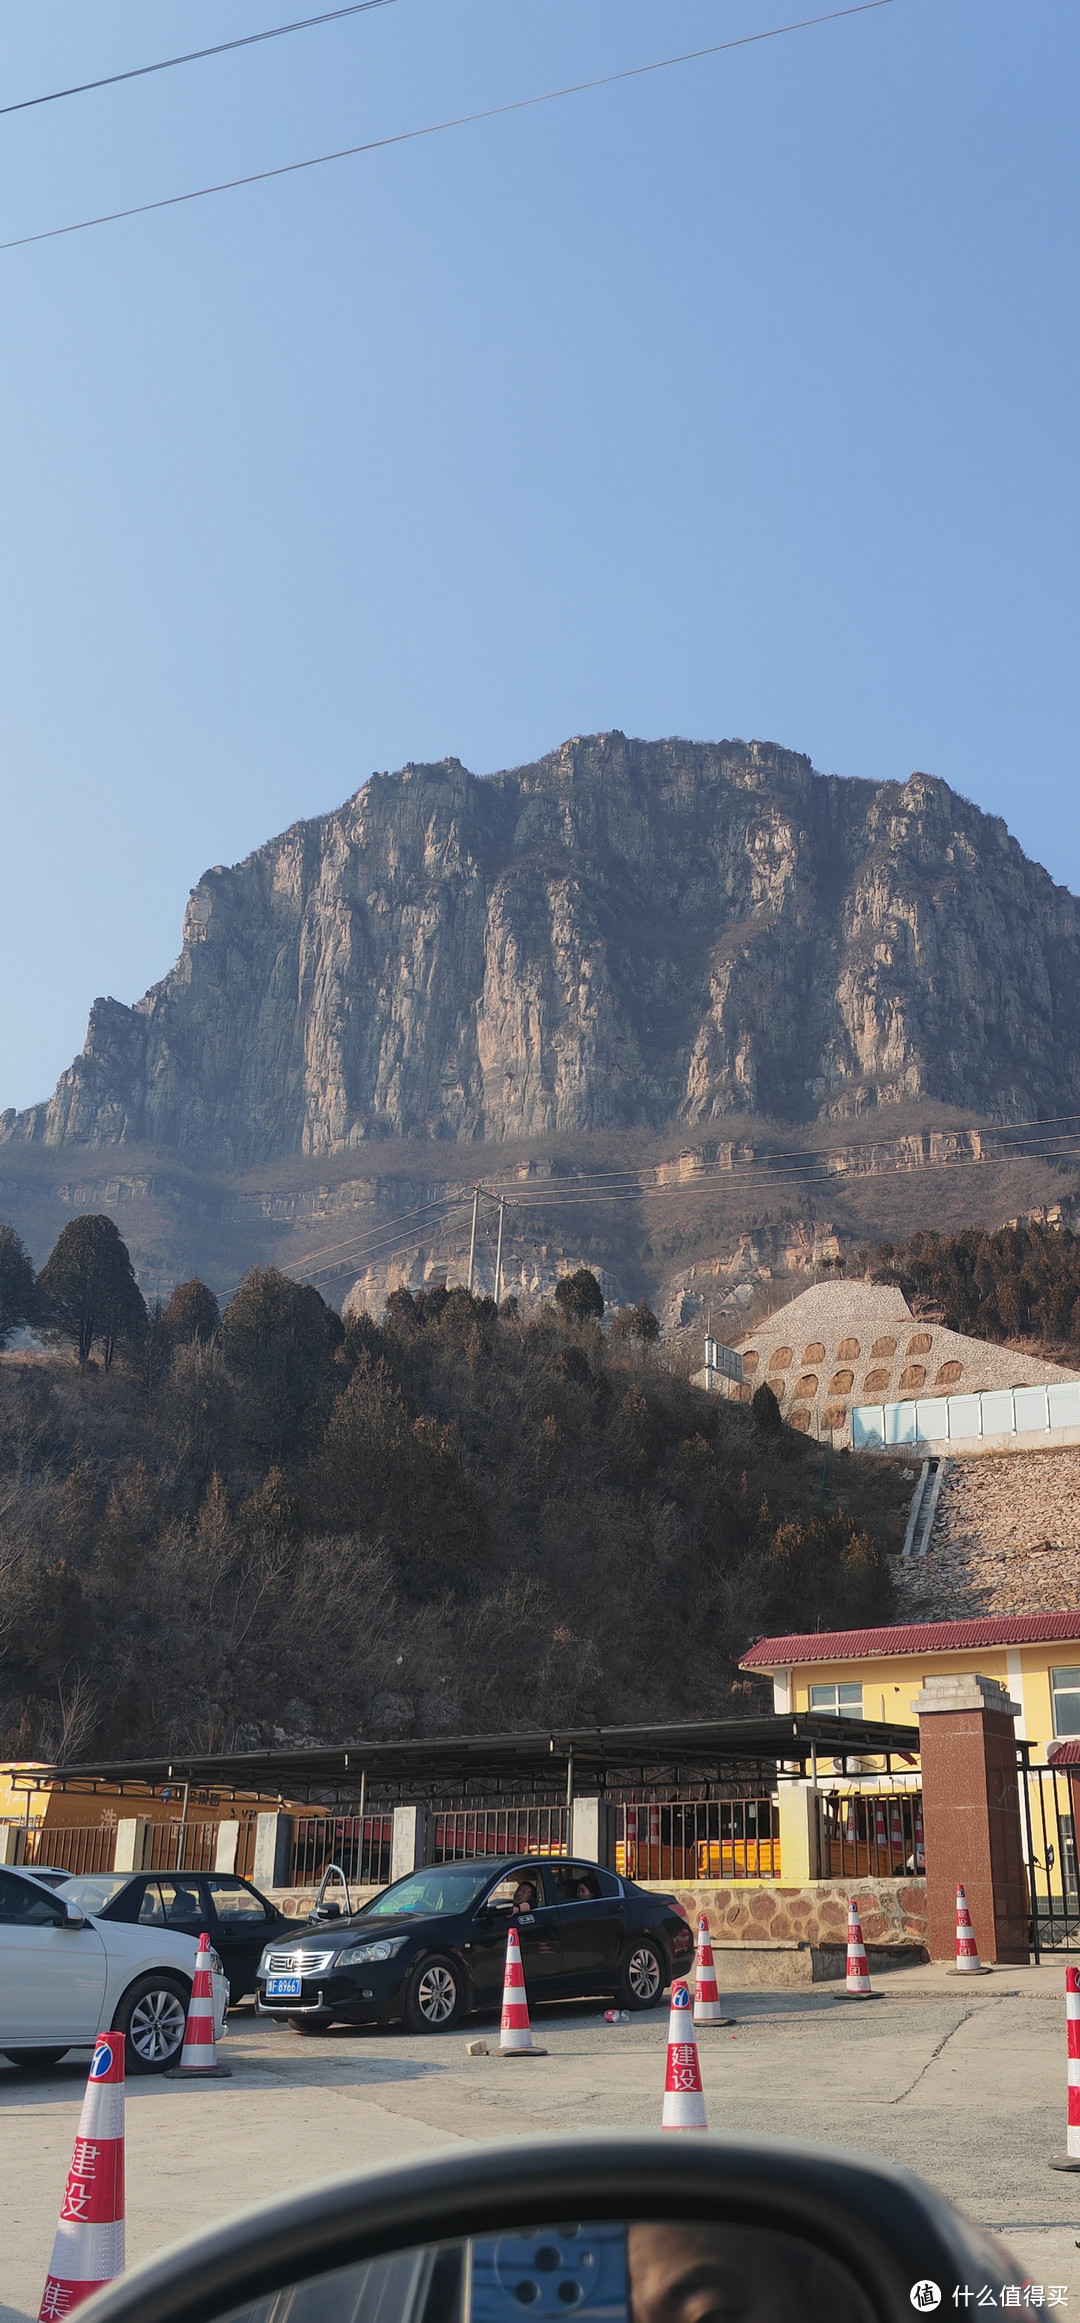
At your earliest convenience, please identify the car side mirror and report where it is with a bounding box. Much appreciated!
[71,2131,1025,2323]
[62,1905,89,1929]
[311,1902,341,1920]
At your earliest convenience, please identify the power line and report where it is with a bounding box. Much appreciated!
[209,1102,1080,1301]
[0,1,895,255]
[0,2,395,120]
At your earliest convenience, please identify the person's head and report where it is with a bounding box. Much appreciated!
[514,1879,537,1910]
[576,1877,594,1899]
[627,2222,871,2323]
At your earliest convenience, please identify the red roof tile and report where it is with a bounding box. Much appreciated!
[739,1612,1080,1668]
[1048,1740,1080,1766]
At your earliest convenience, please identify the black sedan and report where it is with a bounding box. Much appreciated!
[58,1870,307,2006]
[255,1855,694,2033]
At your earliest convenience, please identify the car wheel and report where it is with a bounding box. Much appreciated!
[112,1973,191,2073]
[619,1939,666,2010]
[3,2048,68,2067]
[403,1954,466,2033]
[288,2015,333,2034]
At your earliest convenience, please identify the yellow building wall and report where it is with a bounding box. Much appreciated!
[785,1641,1080,1762]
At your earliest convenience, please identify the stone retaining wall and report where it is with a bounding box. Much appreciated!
[658,1876,929,1954]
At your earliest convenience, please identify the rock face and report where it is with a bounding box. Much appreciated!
[7,733,1080,1163]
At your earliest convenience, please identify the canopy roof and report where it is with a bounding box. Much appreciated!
[16,1712,921,1805]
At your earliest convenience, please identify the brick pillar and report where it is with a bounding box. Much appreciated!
[391,1805,428,1881]
[915,1674,1028,1965]
[114,1818,150,1872]
[253,1812,294,1890]
[570,1797,612,1867]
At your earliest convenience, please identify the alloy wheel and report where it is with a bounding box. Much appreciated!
[129,1987,188,2063]
[626,1945,662,2002]
[416,1964,458,2025]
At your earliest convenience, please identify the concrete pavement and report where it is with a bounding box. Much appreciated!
[4,1981,1080,2322]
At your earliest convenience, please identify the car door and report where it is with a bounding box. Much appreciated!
[466,1870,564,2009]
[545,1863,627,1994]
[203,1877,278,1998]
[0,1867,107,2044]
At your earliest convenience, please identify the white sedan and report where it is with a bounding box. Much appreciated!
[0,1863,228,2074]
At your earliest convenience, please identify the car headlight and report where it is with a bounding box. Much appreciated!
[336,1935,409,1966]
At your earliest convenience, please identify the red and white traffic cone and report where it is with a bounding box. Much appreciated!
[1051,1967,1080,2172]
[167,1933,231,2077]
[661,1981,708,2131]
[950,1883,988,1974]
[890,1803,904,1856]
[914,1807,925,1871]
[498,1924,545,2056]
[39,2032,125,2319]
[843,1898,873,1997]
[693,1916,733,2027]
[874,1801,888,1854]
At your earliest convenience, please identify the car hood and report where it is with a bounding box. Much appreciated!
[86,1917,208,1966]
[294,1912,437,1953]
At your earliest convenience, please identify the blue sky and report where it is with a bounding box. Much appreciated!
[1,0,1077,1114]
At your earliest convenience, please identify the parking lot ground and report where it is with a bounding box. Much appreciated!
[5,1980,1080,2322]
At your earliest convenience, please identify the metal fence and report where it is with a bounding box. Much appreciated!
[1024,1765,1080,1952]
[431,1806,569,1862]
[145,1821,220,1874]
[23,1825,118,1876]
[290,1814,394,1891]
[818,1791,923,1880]
[614,1799,780,1883]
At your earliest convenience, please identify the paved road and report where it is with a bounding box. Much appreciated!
[4,1974,1080,2322]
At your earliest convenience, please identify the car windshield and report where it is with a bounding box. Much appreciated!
[61,1874,134,1915]
[357,1866,493,1919]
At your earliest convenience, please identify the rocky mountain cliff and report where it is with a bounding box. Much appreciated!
[7,733,1080,1165]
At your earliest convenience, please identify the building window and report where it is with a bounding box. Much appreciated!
[1051,1668,1080,1738]
[809,1683,864,1718]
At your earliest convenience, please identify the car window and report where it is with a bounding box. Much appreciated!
[207,1878,271,1925]
[156,1879,206,1928]
[361,1867,490,1919]
[62,1875,134,1917]
[549,1863,615,1904]
[137,1882,168,1926]
[485,1873,541,1914]
[0,1868,66,1927]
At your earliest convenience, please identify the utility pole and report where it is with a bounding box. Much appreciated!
[494,1196,505,1307]
[467,1186,480,1295]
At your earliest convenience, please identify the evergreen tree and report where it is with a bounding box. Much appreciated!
[164,1279,221,1346]
[37,1215,148,1368]
[553,1267,605,1323]
[0,1222,36,1346]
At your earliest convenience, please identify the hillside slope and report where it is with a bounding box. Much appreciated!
[0,1282,905,1760]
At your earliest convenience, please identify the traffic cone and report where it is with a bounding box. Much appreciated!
[498,1924,546,2057]
[950,1883,989,1974]
[1050,1967,1080,2172]
[39,2033,125,2318]
[693,1916,733,2026]
[914,1806,925,1870]
[167,1933,232,2077]
[661,1981,708,2131]
[842,1898,873,1997]
[890,1803,904,1856]
[874,1801,888,1854]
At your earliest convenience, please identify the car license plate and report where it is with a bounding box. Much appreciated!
[266,1976,302,1997]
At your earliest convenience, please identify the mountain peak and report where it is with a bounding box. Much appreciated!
[5,733,1079,1165]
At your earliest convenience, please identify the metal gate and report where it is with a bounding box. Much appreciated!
[1024,1764,1080,1954]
